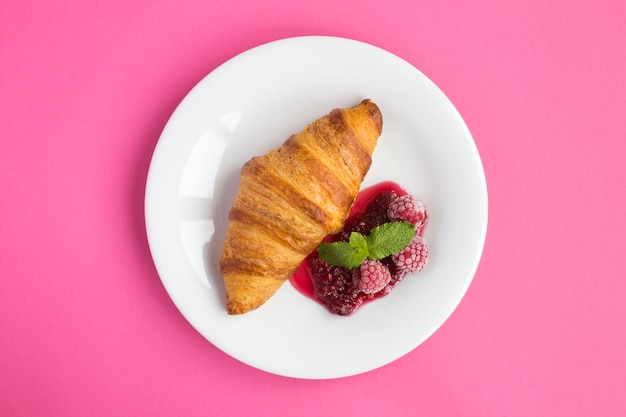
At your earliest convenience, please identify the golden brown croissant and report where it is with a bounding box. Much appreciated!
[220,99,383,314]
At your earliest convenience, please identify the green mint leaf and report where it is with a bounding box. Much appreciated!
[317,236,367,269]
[349,232,369,261]
[366,221,416,260]
[317,222,415,268]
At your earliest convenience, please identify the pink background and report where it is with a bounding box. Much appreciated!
[2,0,625,416]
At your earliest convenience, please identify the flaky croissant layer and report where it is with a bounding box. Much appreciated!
[220,99,383,314]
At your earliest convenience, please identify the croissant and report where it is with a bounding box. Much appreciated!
[220,99,383,314]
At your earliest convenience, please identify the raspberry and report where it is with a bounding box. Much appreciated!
[340,191,396,240]
[387,195,428,228]
[353,260,392,294]
[309,257,364,316]
[392,235,429,274]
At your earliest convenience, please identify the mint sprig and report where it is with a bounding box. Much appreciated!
[317,221,416,269]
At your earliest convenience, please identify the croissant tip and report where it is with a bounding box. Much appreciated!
[226,300,254,315]
[357,98,380,112]
[226,306,246,315]
[226,297,258,315]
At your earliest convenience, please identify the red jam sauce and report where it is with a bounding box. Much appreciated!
[290,181,415,315]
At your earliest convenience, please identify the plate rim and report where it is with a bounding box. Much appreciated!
[144,35,488,379]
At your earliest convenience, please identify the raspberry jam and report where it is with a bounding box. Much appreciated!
[290,181,427,315]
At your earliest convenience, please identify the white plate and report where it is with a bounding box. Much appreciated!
[145,36,487,379]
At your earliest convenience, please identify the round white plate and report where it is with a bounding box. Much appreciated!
[145,36,487,379]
